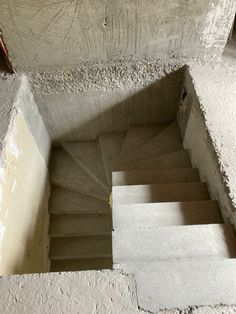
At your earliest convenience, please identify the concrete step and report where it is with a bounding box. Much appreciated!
[118,122,182,164]
[99,131,126,184]
[50,148,108,201]
[49,186,110,214]
[116,260,236,311]
[112,168,200,186]
[117,124,167,166]
[113,224,236,263]
[49,213,112,236]
[62,141,109,192]
[51,257,112,272]
[115,149,191,171]
[112,182,209,205]
[113,200,222,229]
[50,234,112,259]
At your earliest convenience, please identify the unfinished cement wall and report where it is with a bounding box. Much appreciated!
[0,0,235,70]
[178,62,236,229]
[30,61,184,141]
[0,75,51,274]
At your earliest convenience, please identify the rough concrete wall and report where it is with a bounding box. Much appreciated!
[29,60,184,141]
[0,75,51,274]
[0,74,50,162]
[178,62,236,229]
[0,270,235,314]
[0,111,50,274]
[0,0,235,70]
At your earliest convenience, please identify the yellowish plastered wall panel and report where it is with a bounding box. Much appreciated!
[0,110,50,275]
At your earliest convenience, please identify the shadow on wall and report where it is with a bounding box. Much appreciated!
[35,67,185,142]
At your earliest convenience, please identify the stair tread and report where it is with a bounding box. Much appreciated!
[50,234,112,259]
[51,257,112,272]
[112,182,209,205]
[113,200,222,228]
[119,122,182,164]
[115,149,191,171]
[62,140,109,192]
[117,124,167,166]
[99,131,126,184]
[113,224,236,263]
[49,186,110,214]
[112,168,199,186]
[49,213,112,236]
[50,148,108,201]
[115,259,236,311]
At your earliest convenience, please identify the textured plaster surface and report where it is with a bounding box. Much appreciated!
[28,59,184,141]
[0,74,50,163]
[0,270,140,314]
[0,270,236,313]
[181,57,236,228]
[0,0,235,69]
[0,74,21,152]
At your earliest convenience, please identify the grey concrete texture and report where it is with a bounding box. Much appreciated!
[112,201,222,229]
[51,257,112,272]
[50,234,111,260]
[0,74,50,163]
[113,224,236,263]
[99,131,126,183]
[118,260,236,312]
[49,186,110,215]
[119,122,183,163]
[49,213,111,236]
[115,149,192,171]
[1,269,236,313]
[112,182,209,205]
[112,168,200,186]
[62,141,109,192]
[0,270,139,314]
[32,61,184,141]
[50,147,108,201]
[117,124,167,166]
[0,1,235,69]
[0,74,21,153]
[179,59,236,230]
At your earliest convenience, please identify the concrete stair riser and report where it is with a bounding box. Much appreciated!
[62,141,109,193]
[50,148,108,201]
[113,224,236,263]
[112,168,200,186]
[50,213,112,236]
[50,234,112,259]
[112,182,209,205]
[112,201,222,228]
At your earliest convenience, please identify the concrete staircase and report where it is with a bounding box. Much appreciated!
[48,121,236,310]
